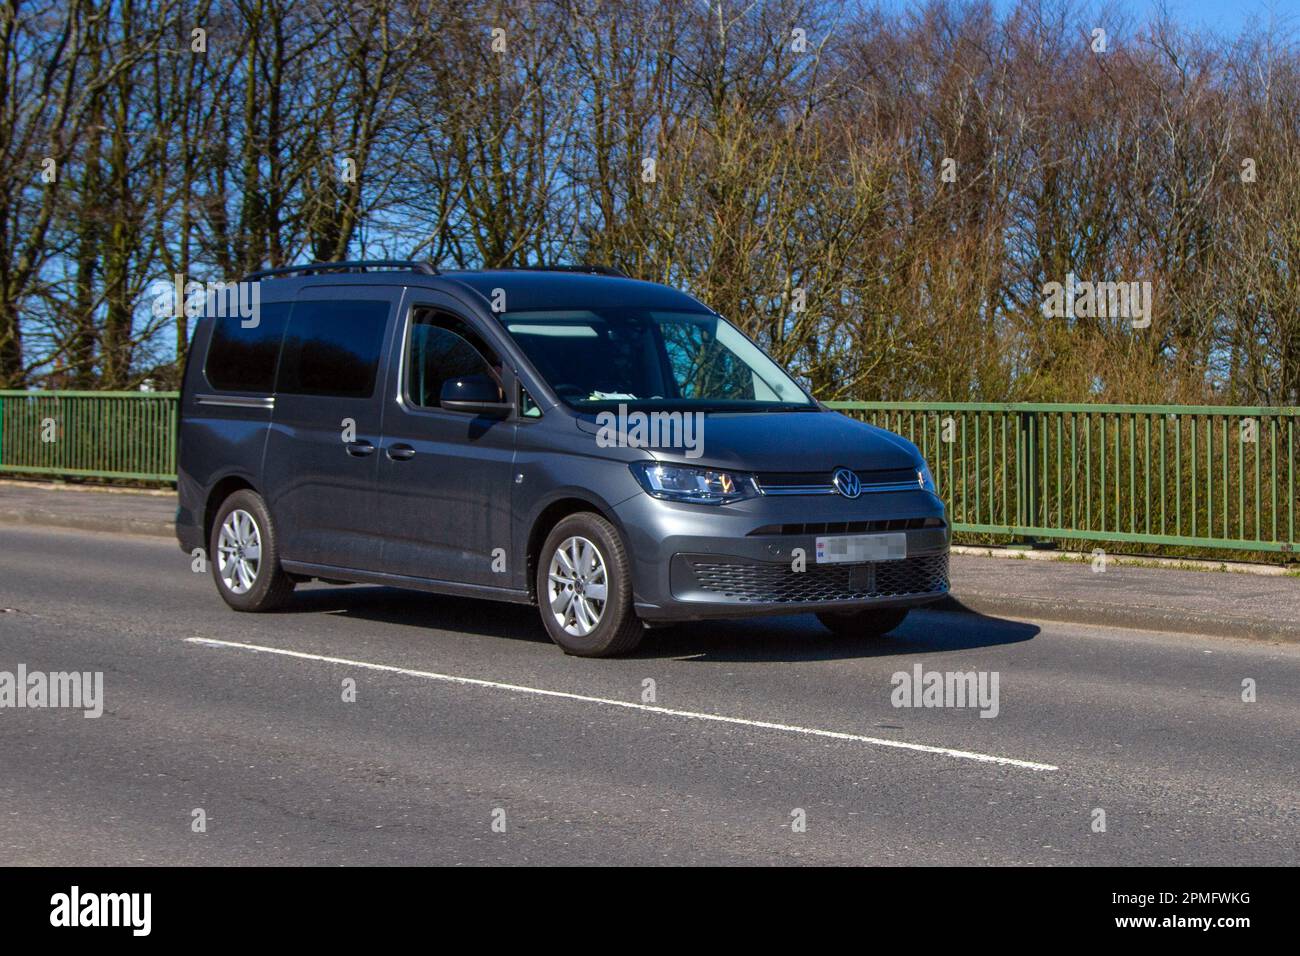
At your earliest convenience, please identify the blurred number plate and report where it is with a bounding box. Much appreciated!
[815,532,907,564]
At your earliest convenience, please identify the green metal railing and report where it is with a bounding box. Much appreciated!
[0,390,179,482]
[1,392,1296,555]
[829,402,1299,555]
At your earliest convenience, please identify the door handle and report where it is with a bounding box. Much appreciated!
[345,440,376,457]
[386,443,416,462]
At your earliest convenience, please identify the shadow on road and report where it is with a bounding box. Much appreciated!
[280,585,1039,662]
[286,584,554,647]
[639,607,1039,662]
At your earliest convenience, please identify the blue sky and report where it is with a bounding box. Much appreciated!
[880,0,1300,38]
[1100,0,1298,36]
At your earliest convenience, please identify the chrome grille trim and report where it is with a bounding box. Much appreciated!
[752,467,922,497]
[746,516,943,536]
[754,480,921,496]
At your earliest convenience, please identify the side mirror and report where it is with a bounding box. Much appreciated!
[440,374,511,418]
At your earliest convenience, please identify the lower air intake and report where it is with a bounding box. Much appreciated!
[685,552,949,604]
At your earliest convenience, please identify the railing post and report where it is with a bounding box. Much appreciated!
[1010,409,1049,548]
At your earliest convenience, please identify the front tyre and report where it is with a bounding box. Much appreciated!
[536,513,643,657]
[816,606,909,638]
[209,489,295,612]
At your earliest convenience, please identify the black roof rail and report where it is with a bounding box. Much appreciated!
[497,265,629,278]
[242,259,439,282]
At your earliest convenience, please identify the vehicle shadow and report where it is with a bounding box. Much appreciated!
[637,605,1039,662]
[282,585,1039,662]
[285,584,555,647]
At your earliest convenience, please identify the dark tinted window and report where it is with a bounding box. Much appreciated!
[407,310,501,408]
[277,299,390,398]
[204,303,291,392]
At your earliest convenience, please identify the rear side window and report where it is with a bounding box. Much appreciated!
[277,299,390,398]
[204,303,291,392]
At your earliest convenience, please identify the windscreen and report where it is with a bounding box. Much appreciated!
[497,308,814,412]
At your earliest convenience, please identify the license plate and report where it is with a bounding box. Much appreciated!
[815,532,907,564]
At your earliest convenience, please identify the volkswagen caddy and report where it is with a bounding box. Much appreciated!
[176,262,949,656]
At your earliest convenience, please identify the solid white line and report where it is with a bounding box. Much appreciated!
[184,637,1058,772]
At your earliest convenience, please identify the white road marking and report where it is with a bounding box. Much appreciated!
[185,637,1059,772]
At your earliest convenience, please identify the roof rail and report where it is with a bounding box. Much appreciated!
[500,265,629,278]
[242,260,439,282]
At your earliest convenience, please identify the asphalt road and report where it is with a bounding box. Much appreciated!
[1,525,1296,865]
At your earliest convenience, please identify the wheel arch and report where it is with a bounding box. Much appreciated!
[525,493,629,603]
[203,473,260,550]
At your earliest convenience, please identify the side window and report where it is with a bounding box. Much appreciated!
[406,309,502,408]
[520,386,542,418]
[204,302,291,392]
[277,299,390,398]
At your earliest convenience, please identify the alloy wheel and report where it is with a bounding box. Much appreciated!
[217,509,262,595]
[546,535,609,636]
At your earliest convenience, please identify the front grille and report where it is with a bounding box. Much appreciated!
[754,466,917,489]
[686,552,949,604]
[747,516,944,536]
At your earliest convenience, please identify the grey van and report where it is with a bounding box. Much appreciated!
[176,261,949,656]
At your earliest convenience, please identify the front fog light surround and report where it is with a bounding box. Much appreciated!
[631,461,758,504]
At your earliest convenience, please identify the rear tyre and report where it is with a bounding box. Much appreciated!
[816,606,909,638]
[536,513,643,657]
[209,489,296,612]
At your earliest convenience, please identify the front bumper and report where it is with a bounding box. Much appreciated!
[613,487,950,622]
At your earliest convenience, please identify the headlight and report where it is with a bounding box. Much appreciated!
[917,461,937,493]
[631,461,758,504]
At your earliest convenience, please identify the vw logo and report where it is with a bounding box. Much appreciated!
[832,467,862,499]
